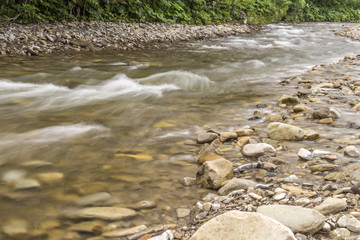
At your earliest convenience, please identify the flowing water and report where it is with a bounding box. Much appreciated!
[1,23,360,235]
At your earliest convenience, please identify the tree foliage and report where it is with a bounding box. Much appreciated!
[1,0,360,23]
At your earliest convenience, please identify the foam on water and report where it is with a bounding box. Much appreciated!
[0,74,180,110]
[244,60,266,69]
[137,70,213,90]
[0,123,110,147]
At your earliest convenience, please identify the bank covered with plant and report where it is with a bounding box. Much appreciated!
[1,0,360,24]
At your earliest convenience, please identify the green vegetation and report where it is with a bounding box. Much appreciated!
[1,0,360,24]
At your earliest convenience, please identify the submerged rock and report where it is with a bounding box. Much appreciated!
[190,210,296,240]
[196,159,233,189]
[71,207,137,220]
[277,95,300,107]
[267,122,304,141]
[197,132,218,144]
[218,178,257,195]
[197,152,226,165]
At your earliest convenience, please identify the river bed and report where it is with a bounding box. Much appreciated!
[0,22,360,238]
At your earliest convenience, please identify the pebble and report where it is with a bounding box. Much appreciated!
[75,192,112,206]
[177,208,191,218]
[71,207,137,220]
[337,214,360,232]
[102,225,147,238]
[14,178,41,190]
[298,148,313,161]
[344,145,360,157]
[273,192,287,201]
[2,170,27,182]
[329,228,351,239]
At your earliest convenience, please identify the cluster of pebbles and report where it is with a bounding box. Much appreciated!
[168,32,360,239]
[0,22,253,56]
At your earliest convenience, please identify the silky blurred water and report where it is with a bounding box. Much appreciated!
[0,22,360,231]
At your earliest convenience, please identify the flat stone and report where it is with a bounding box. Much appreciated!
[345,145,360,157]
[2,219,30,239]
[196,159,233,189]
[235,129,254,136]
[197,152,226,165]
[324,172,349,182]
[298,148,313,161]
[76,192,112,206]
[177,208,191,218]
[190,210,296,240]
[69,221,103,233]
[219,132,238,142]
[218,178,257,195]
[312,150,331,158]
[242,143,276,157]
[281,184,317,197]
[2,170,27,182]
[308,164,338,172]
[102,225,147,237]
[129,200,157,210]
[71,182,108,195]
[293,104,310,113]
[273,192,286,201]
[329,228,351,239]
[14,179,41,190]
[257,205,325,234]
[21,161,53,167]
[337,214,360,232]
[318,118,333,124]
[72,207,137,220]
[314,197,347,215]
[197,132,218,144]
[36,172,64,184]
[267,122,304,141]
[114,153,153,161]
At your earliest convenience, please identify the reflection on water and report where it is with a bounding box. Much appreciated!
[0,23,360,234]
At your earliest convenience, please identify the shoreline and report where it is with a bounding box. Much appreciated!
[0,22,255,57]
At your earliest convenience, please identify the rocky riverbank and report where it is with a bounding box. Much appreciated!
[340,25,360,41]
[0,22,253,56]
[146,55,360,239]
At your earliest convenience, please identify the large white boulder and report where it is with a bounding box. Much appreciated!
[190,210,296,240]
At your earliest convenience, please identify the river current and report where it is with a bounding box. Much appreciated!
[0,23,360,236]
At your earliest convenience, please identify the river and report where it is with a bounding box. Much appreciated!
[0,22,360,237]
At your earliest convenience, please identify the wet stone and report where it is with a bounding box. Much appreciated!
[345,145,360,157]
[2,219,30,239]
[177,208,191,218]
[2,170,27,182]
[196,132,218,144]
[36,172,64,184]
[14,179,41,190]
[197,152,226,165]
[71,207,137,220]
[102,225,147,238]
[69,221,104,234]
[75,192,112,206]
